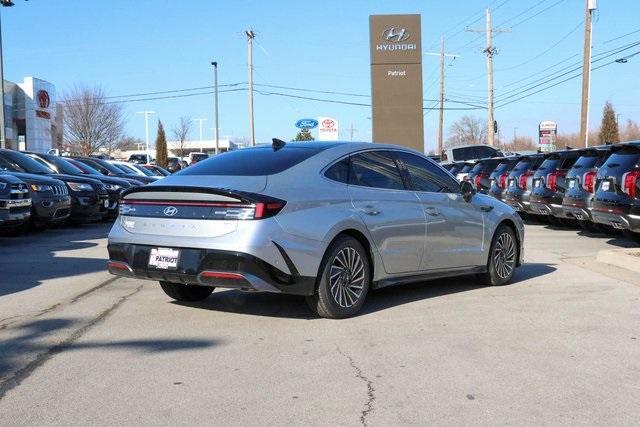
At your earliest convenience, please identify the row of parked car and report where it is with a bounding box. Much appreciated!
[0,150,175,234]
[443,141,640,240]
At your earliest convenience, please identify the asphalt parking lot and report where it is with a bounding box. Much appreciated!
[0,222,639,425]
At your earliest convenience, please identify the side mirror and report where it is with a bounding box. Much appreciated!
[460,180,476,202]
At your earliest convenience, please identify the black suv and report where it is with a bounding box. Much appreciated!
[488,157,520,201]
[591,141,640,236]
[72,157,155,184]
[27,152,132,219]
[504,154,546,215]
[561,145,613,231]
[467,158,504,193]
[529,149,581,223]
[0,149,108,224]
[0,175,31,232]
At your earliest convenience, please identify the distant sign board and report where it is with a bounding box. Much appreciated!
[318,117,339,141]
[295,118,318,129]
[539,121,557,152]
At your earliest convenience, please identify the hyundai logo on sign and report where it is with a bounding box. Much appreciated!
[295,119,318,129]
[163,206,178,217]
[377,26,417,51]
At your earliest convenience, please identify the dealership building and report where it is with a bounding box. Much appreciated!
[2,76,61,153]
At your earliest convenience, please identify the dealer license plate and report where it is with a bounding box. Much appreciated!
[601,181,610,191]
[148,248,180,270]
[103,199,109,208]
[569,179,576,188]
[535,179,541,187]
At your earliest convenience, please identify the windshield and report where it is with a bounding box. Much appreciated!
[89,158,126,175]
[68,159,102,175]
[0,155,25,172]
[0,151,55,174]
[132,164,155,176]
[49,156,85,175]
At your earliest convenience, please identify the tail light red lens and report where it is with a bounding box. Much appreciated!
[499,173,508,190]
[474,173,488,190]
[582,170,597,193]
[622,170,640,198]
[546,171,565,192]
[519,171,533,190]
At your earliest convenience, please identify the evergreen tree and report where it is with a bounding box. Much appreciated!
[599,101,620,144]
[155,120,169,167]
[293,128,314,141]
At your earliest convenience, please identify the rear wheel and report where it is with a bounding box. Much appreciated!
[159,281,214,302]
[479,224,518,286]
[306,236,370,319]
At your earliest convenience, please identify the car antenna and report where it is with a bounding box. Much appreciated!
[272,138,286,151]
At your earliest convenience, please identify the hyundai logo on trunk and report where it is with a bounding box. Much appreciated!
[163,206,178,216]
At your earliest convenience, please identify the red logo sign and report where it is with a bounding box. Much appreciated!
[37,90,50,109]
[322,119,335,129]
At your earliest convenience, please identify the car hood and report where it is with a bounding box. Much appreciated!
[47,173,102,186]
[90,175,131,187]
[1,171,65,186]
[153,174,267,193]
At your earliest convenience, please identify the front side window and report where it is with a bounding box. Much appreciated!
[395,151,459,193]
[349,151,405,190]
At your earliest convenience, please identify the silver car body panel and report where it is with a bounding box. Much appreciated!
[108,142,524,288]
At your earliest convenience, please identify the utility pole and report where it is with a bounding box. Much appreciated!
[194,118,206,152]
[424,37,458,157]
[245,29,256,146]
[579,0,597,148]
[467,9,510,147]
[136,111,155,155]
[0,2,13,149]
[211,61,220,155]
[348,123,357,141]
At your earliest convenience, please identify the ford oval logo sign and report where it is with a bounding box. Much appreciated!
[295,119,318,129]
[163,206,178,217]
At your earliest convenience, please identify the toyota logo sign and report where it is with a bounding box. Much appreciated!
[322,119,335,129]
[37,90,50,109]
[163,206,178,217]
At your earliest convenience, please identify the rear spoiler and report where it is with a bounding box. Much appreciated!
[120,185,273,205]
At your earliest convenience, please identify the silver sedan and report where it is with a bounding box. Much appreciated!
[107,141,524,318]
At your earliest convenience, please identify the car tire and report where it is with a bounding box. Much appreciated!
[306,235,371,319]
[159,281,214,302]
[479,224,518,286]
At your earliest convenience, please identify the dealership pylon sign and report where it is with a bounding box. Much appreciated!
[318,117,339,141]
[370,14,424,152]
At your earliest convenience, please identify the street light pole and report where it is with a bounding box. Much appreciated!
[211,61,219,155]
[245,29,255,146]
[0,3,12,150]
[136,111,155,155]
[579,0,597,148]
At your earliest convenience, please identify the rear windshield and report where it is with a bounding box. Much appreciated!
[600,148,640,174]
[459,164,474,173]
[538,157,560,172]
[129,155,148,162]
[493,159,517,175]
[179,146,327,176]
[471,159,501,174]
[571,154,601,171]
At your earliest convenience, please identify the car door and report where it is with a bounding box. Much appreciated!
[394,151,485,270]
[347,150,426,274]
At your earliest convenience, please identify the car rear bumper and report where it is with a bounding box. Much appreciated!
[591,209,640,232]
[107,243,316,296]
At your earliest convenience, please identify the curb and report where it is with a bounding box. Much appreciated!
[596,248,640,273]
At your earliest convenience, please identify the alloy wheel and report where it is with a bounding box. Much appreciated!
[493,232,516,279]
[329,247,365,308]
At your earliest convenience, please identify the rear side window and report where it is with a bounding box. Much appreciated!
[349,151,405,190]
[324,158,350,184]
[395,152,459,193]
[179,146,326,176]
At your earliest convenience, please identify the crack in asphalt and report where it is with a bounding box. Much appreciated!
[337,347,375,426]
[0,283,144,401]
[0,276,120,331]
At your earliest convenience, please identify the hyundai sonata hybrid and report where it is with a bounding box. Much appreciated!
[107,141,524,318]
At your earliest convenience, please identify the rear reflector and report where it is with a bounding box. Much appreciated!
[107,261,133,275]
[199,271,245,280]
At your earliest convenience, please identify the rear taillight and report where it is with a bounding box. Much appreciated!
[546,171,565,192]
[254,202,286,219]
[622,170,640,198]
[582,170,597,193]
[499,173,508,190]
[519,171,533,190]
[474,173,488,190]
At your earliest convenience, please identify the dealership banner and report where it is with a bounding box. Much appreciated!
[318,117,339,141]
[539,121,557,152]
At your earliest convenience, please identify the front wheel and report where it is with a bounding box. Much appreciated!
[479,224,518,286]
[160,281,214,302]
[306,236,371,319]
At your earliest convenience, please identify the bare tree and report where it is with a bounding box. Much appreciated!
[171,116,192,157]
[621,119,640,142]
[62,85,124,156]
[445,115,487,148]
[501,136,537,152]
[116,136,145,152]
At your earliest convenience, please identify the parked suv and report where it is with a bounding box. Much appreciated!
[0,149,108,223]
[72,157,155,185]
[529,150,581,223]
[591,141,640,236]
[467,158,504,193]
[455,162,476,182]
[561,145,613,231]
[488,157,520,201]
[0,175,31,232]
[27,152,132,219]
[441,144,504,164]
[504,154,545,215]
[128,153,154,164]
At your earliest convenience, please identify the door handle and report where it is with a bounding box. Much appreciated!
[480,205,494,212]
[424,207,440,216]
[360,206,380,216]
